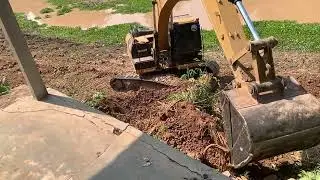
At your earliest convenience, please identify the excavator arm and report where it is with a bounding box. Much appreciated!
[201,0,320,168]
[202,0,278,89]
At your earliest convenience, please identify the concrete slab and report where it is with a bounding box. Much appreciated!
[0,86,227,180]
[84,126,226,180]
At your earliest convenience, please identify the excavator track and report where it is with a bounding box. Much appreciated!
[110,60,219,92]
[110,76,171,92]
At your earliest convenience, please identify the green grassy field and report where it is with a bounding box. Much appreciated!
[204,20,320,52]
[17,13,135,46]
[16,13,320,51]
[47,0,152,13]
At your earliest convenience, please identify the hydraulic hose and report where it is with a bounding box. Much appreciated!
[229,0,260,40]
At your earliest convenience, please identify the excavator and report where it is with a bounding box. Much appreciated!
[111,0,320,168]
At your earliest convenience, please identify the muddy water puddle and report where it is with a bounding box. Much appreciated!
[244,0,320,23]
[174,0,320,30]
[9,0,320,30]
[9,0,153,29]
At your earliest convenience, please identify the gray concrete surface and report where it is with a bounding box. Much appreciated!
[0,86,227,180]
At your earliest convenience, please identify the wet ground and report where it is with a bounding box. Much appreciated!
[9,0,154,29]
[10,0,320,30]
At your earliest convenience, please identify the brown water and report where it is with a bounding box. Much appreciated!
[9,0,153,29]
[173,0,212,30]
[174,0,320,30]
[9,0,320,30]
[244,0,320,23]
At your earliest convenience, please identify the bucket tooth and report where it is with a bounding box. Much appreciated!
[221,77,320,168]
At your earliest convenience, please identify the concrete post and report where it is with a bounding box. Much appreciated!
[0,0,48,100]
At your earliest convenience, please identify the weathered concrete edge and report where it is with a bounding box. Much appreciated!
[47,88,226,179]
[125,126,228,179]
[47,88,130,131]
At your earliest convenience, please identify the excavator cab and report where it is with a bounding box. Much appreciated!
[127,17,202,74]
[170,17,202,66]
[125,0,208,75]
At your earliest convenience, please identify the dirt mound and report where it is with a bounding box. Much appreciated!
[96,87,230,171]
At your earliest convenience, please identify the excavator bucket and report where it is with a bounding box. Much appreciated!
[221,77,320,168]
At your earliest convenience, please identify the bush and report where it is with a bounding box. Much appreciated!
[40,7,54,14]
[299,168,320,180]
[0,84,10,96]
[86,92,106,107]
[180,68,206,80]
[57,6,72,16]
[168,74,219,114]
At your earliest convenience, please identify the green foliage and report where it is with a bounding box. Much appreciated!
[16,13,133,46]
[47,0,152,13]
[168,75,219,114]
[16,13,320,52]
[0,81,10,96]
[86,92,106,107]
[202,30,219,51]
[57,6,72,16]
[202,21,320,52]
[40,7,54,14]
[299,167,320,180]
[180,68,206,80]
[252,21,320,52]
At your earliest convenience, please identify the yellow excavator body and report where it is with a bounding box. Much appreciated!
[118,0,320,169]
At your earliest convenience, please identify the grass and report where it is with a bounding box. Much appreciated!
[57,6,72,16]
[168,74,219,114]
[180,68,207,80]
[16,13,136,46]
[16,13,320,52]
[40,7,54,14]
[252,21,320,52]
[202,30,219,50]
[203,20,320,52]
[299,167,320,180]
[0,83,10,96]
[47,0,152,13]
[86,92,106,107]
